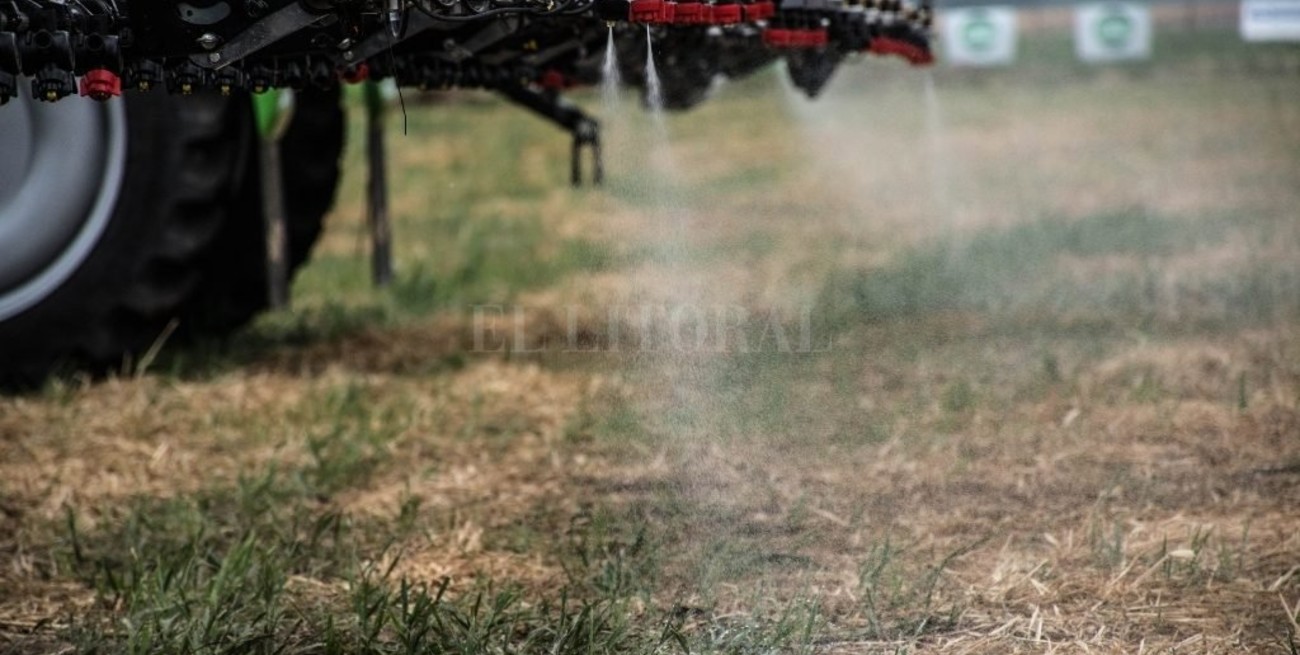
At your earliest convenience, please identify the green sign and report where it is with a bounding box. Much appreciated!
[1075,2,1150,62]
[963,11,998,52]
[945,6,1017,66]
[1096,6,1134,49]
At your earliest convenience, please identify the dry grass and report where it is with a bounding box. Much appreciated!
[3,37,1300,653]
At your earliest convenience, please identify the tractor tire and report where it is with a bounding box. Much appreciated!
[0,87,343,386]
[181,87,345,338]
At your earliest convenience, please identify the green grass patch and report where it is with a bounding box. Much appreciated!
[819,209,1300,333]
[43,459,860,655]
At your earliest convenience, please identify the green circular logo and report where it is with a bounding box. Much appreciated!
[1096,7,1133,49]
[962,13,997,52]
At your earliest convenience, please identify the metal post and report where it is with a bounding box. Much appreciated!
[364,80,394,288]
[253,89,295,310]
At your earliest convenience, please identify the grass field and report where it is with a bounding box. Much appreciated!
[3,33,1300,653]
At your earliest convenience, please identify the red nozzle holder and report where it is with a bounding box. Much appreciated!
[868,36,934,65]
[708,3,743,23]
[630,0,676,23]
[762,28,795,46]
[340,63,370,84]
[744,2,776,20]
[802,28,829,47]
[673,2,708,23]
[763,27,827,48]
[78,69,121,101]
[539,69,572,90]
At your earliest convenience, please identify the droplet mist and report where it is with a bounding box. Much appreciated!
[923,71,955,241]
[602,26,621,113]
[644,26,664,115]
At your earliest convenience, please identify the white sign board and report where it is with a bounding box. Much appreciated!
[942,6,1018,67]
[1241,0,1300,41]
[1075,3,1152,62]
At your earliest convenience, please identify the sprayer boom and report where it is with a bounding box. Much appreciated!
[0,0,931,107]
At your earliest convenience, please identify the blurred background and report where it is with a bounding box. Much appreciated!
[296,0,1300,336]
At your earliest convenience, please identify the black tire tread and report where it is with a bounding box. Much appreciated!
[0,92,248,384]
[179,86,346,338]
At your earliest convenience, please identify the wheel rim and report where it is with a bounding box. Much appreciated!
[0,83,128,322]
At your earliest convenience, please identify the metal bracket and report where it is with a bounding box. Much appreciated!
[190,2,326,70]
[499,84,603,187]
[340,9,455,66]
[436,16,520,62]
